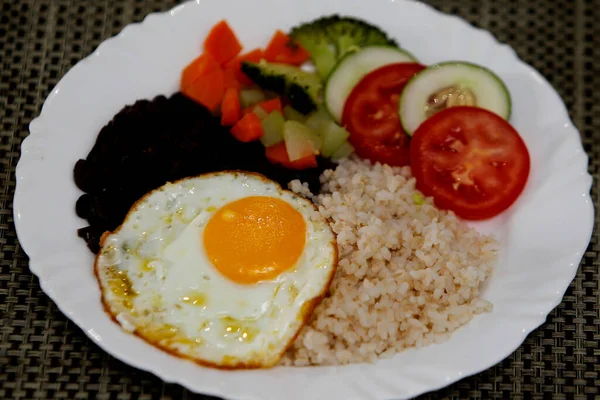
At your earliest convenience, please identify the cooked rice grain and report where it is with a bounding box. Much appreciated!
[284,157,499,366]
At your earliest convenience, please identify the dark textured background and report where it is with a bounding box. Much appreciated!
[0,0,598,399]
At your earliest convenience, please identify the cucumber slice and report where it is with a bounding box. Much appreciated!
[283,121,320,161]
[324,45,417,123]
[240,89,266,109]
[399,61,511,135]
[260,111,285,147]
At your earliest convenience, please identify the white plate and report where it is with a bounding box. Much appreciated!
[13,0,594,399]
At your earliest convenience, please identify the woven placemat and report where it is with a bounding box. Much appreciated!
[1,0,598,399]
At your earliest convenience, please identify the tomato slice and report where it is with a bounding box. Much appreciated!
[341,63,426,166]
[410,106,530,220]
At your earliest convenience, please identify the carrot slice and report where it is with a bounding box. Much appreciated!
[231,112,263,142]
[263,30,310,66]
[221,88,241,126]
[204,20,243,64]
[182,67,226,112]
[223,68,240,90]
[224,48,265,85]
[180,53,220,91]
[265,142,317,170]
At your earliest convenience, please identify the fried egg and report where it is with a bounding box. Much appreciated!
[94,171,337,368]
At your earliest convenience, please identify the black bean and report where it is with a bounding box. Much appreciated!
[74,92,334,253]
[75,193,93,219]
[77,226,103,254]
[73,159,92,192]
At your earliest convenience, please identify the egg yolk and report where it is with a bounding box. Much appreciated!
[203,196,306,284]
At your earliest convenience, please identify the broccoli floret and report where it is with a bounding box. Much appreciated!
[241,60,322,114]
[290,15,398,78]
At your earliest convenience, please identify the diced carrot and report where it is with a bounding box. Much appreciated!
[221,88,241,126]
[204,20,243,64]
[223,68,240,90]
[180,53,221,91]
[265,142,317,170]
[265,142,290,164]
[224,48,264,70]
[284,154,317,170]
[224,48,265,85]
[256,98,282,114]
[263,30,310,66]
[182,67,226,112]
[231,112,263,142]
[242,105,257,115]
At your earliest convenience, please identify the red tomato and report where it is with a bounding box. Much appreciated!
[342,63,426,166]
[410,106,530,220]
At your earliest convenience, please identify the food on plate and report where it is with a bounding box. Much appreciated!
[239,88,267,108]
[399,61,512,135]
[266,142,318,170]
[259,110,285,146]
[74,13,530,368]
[263,30,311,66]
[283,158,497,365]
[324,45,417,123]
[342,62,425,166]
[220,87,242,126]
[289,15,398,78]
[225,49,265,86]
[95,172,337,368]
[240,61,322,114]
[74,93,334,253]
[282,120,321,161]
[231,112,264,142]
[283,105,307,122]
[203,20,243,64]
[180,53,221,95]
[410,107,530,220]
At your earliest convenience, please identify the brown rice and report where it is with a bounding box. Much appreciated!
[283,157,499,366]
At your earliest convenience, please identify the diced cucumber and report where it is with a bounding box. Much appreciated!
[260,111,285,147]
[331,141,354,160]
[320,122,350,157]
[252,106,269,120]
[283,106,307,123]
[398,61,512,135]
[303,109,349,156]
[240,89,266,109]
[283,121,320,161]
[324,45,417,123]
[305,108,333,133]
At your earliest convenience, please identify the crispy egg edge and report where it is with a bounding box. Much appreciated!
[92,170,339,370]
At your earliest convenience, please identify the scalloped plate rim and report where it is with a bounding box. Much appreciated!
[13,1,595,399]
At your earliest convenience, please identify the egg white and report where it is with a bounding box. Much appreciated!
[95,171,337,368]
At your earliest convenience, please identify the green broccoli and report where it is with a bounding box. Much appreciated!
[240,60,322,114]
[290,15,398,78]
